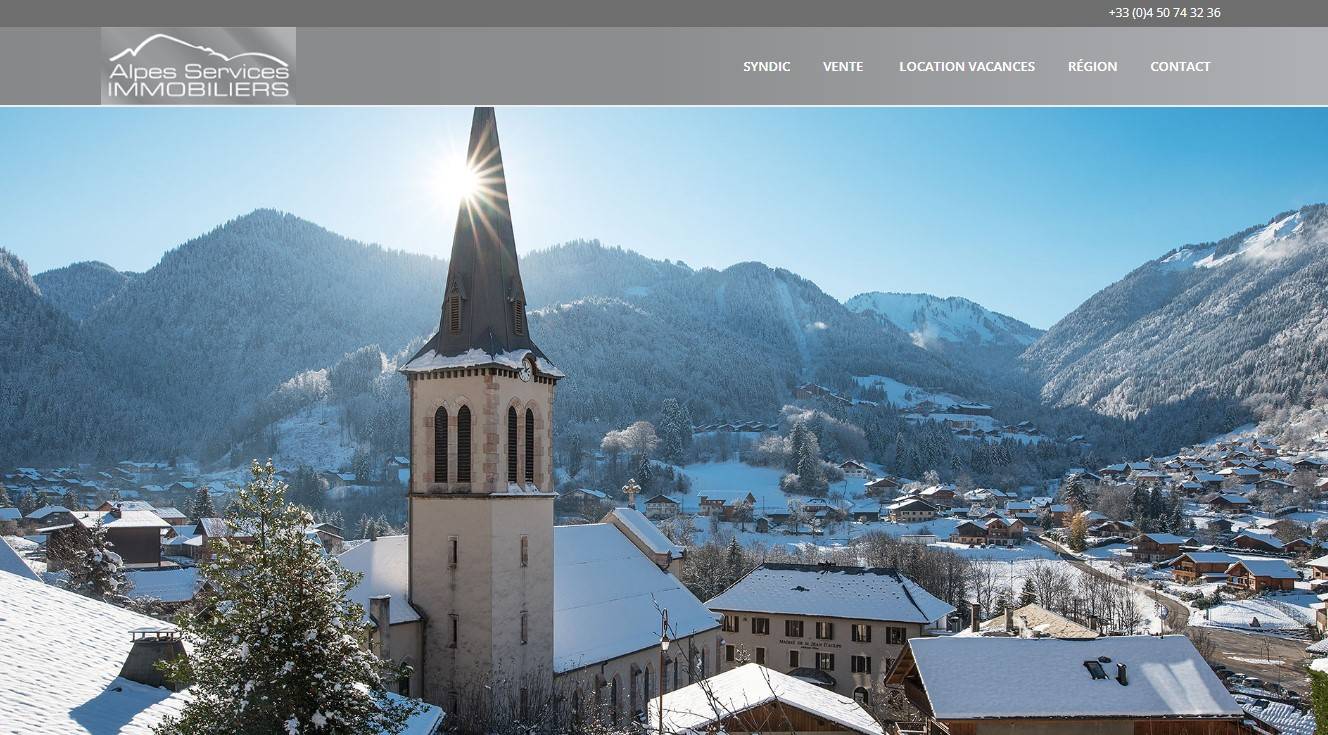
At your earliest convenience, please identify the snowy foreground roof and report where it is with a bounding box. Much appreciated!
[705,564,954,624]
[0,538,40,581]
[905,636,1242,720]
[648,663,883,735]
[554,523,718,672]
[0,569,443,734]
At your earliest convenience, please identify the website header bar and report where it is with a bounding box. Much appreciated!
[4,27,1326,106]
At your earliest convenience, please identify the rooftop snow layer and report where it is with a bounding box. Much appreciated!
[649,663,883,735]
[705,564,954,624]
[0,539,40,581]
[0,562,442,734]
[605,508,684,559]
[337,535,422,625]
[907,635,1242,720]
[554,523,718,672]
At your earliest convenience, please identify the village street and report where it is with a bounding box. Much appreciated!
[1035,536,1312,692]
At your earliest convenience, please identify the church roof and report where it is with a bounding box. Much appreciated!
[553,523,719,673]
[338,523,720,673]
[404,107,561,378]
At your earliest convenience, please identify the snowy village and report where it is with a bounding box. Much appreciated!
[6,105,1328,735]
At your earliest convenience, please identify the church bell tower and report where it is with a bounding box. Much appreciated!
[402,107,561,709]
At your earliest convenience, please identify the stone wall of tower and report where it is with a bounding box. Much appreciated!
[407,366,558,707]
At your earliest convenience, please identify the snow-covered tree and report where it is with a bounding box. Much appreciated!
[64,521,128,604]
[189,485,216,524]
[156,461,418,735]
[657,398,694,465]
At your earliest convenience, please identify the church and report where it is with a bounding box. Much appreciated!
[342,107,720,723]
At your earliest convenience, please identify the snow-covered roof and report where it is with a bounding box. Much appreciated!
[604,508,684,559]
[1234,694,1315,735]
[1138,532,1191,545]
[554,523,718,673]
[0,552,442,735]
[705,564,954,625]
[1230,558,1297,579]
[0,568,191,732]
[1309,554,1328,569]
[648,663,883,735]
[0,539,40,581]
[1235,531,1285,549]
[124,568,199,603]
[1178,551,1237,565]
[26,504,71,519]
[337,536,421,625]
[905,635,1241,720]
[73,510,171,530]
[0,508,22,521]
[401,347,564,379]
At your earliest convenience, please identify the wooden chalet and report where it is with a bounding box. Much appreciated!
[1171,552,1237,584]
[885,636,1253,735]
[1225,558,1297,593]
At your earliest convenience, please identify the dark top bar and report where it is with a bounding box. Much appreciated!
[5,0,1326,28]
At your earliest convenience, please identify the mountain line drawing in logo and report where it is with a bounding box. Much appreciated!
[108,33,288,67]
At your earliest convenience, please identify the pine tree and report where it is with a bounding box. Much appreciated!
[61,488,80,512]
[156,461,418,735]
[725,537,745,587]
[189,485,216,524]
[65,521,128,604]
[1019,579,1037,607]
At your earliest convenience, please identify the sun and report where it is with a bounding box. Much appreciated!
[432,152,482,209]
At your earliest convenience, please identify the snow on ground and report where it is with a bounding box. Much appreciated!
[670,460,874,514]
[852,375,967,408]
[1191,592,1319,634]
[269,402,357,471]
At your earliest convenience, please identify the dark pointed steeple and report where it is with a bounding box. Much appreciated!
[405,107,557,376]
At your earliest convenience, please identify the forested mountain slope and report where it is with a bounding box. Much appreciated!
[33,261,134,322]
[1023,204,1328,437]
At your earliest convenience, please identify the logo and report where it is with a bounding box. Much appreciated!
[101,28,295,104]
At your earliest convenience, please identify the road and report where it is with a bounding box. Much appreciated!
[1034,536,1312,694]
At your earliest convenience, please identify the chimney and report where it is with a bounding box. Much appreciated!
[970,602,981,633]
[1116,663,1128,686]
[119,628,186,691]
[1005,606,1015,633]
[369,595,392,659]
[1089,614,1100,632]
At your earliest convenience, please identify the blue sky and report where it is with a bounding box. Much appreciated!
[1,106,1325,328]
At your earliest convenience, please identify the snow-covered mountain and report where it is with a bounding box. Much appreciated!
[33,261,135,322]
[845,292,1042,351]
[1023,204,1328,442]
[1,214,993,462]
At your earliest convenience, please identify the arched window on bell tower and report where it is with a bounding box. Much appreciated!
[507,406,519,483]
[456,406,472,483]
[524,408,536,484]
[433,407,449,484]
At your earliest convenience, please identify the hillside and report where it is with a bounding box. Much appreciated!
[522,242,985,433]
[1023,204,1328,443]
[80,209,448,456]
[844,291,1042,351]
[33,261,134,322]
[0,249,155,461]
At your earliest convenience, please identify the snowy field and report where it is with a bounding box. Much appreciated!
[269,402,357,471]
[852,375,968,409]
[1190,592,1319,634]
[668,460,873,514]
